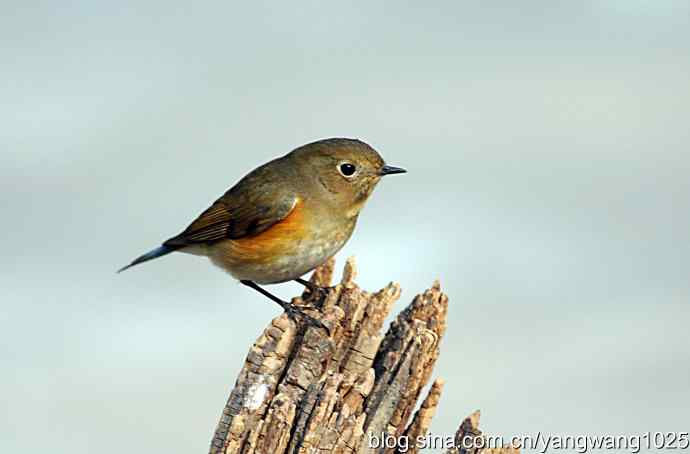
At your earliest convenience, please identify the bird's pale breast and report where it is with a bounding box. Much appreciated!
[206,199,353,284]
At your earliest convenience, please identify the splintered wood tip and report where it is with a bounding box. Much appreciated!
[341,256,358,285]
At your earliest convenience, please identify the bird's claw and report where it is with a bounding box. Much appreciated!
[306,287,330,303]
[301,282,331,306]
[284,304,330,334]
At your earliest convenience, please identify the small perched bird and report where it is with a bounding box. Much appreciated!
[119,138,406,327]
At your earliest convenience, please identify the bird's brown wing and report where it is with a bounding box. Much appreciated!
[163,190,298,247]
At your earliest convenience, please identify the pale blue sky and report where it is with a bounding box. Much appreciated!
[2,2,689,453]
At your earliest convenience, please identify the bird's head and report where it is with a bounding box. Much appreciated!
[290,138,406,217]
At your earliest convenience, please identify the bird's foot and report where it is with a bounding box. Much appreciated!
[283,302,329,333]
[295,278,331,305]
[240,279,329,333]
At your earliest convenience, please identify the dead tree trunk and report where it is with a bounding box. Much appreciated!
[209,258,517,454]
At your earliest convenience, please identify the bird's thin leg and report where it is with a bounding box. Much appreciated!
[240,280,327,331]
[294,277,329,299]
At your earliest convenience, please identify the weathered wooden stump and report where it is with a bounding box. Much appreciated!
[209,258,517,454]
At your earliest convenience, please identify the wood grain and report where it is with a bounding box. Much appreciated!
[209,258,517,454]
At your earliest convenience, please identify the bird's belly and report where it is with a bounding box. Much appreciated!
[207,223,352,284]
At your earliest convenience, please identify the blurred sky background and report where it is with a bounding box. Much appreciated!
[2,1,689,453]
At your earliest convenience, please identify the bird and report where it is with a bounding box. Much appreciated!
[119,138,406,328]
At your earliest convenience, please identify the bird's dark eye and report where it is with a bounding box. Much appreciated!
[339,162,357,177]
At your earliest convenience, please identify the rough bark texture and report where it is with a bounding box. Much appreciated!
[209,258,517,454]
[446,411,520,454]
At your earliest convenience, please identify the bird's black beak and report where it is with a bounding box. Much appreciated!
[379,164,407,176]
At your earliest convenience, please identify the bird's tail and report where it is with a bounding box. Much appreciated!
[117,245,176,273]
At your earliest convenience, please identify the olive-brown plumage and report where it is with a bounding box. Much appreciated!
[119,138,405,325]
